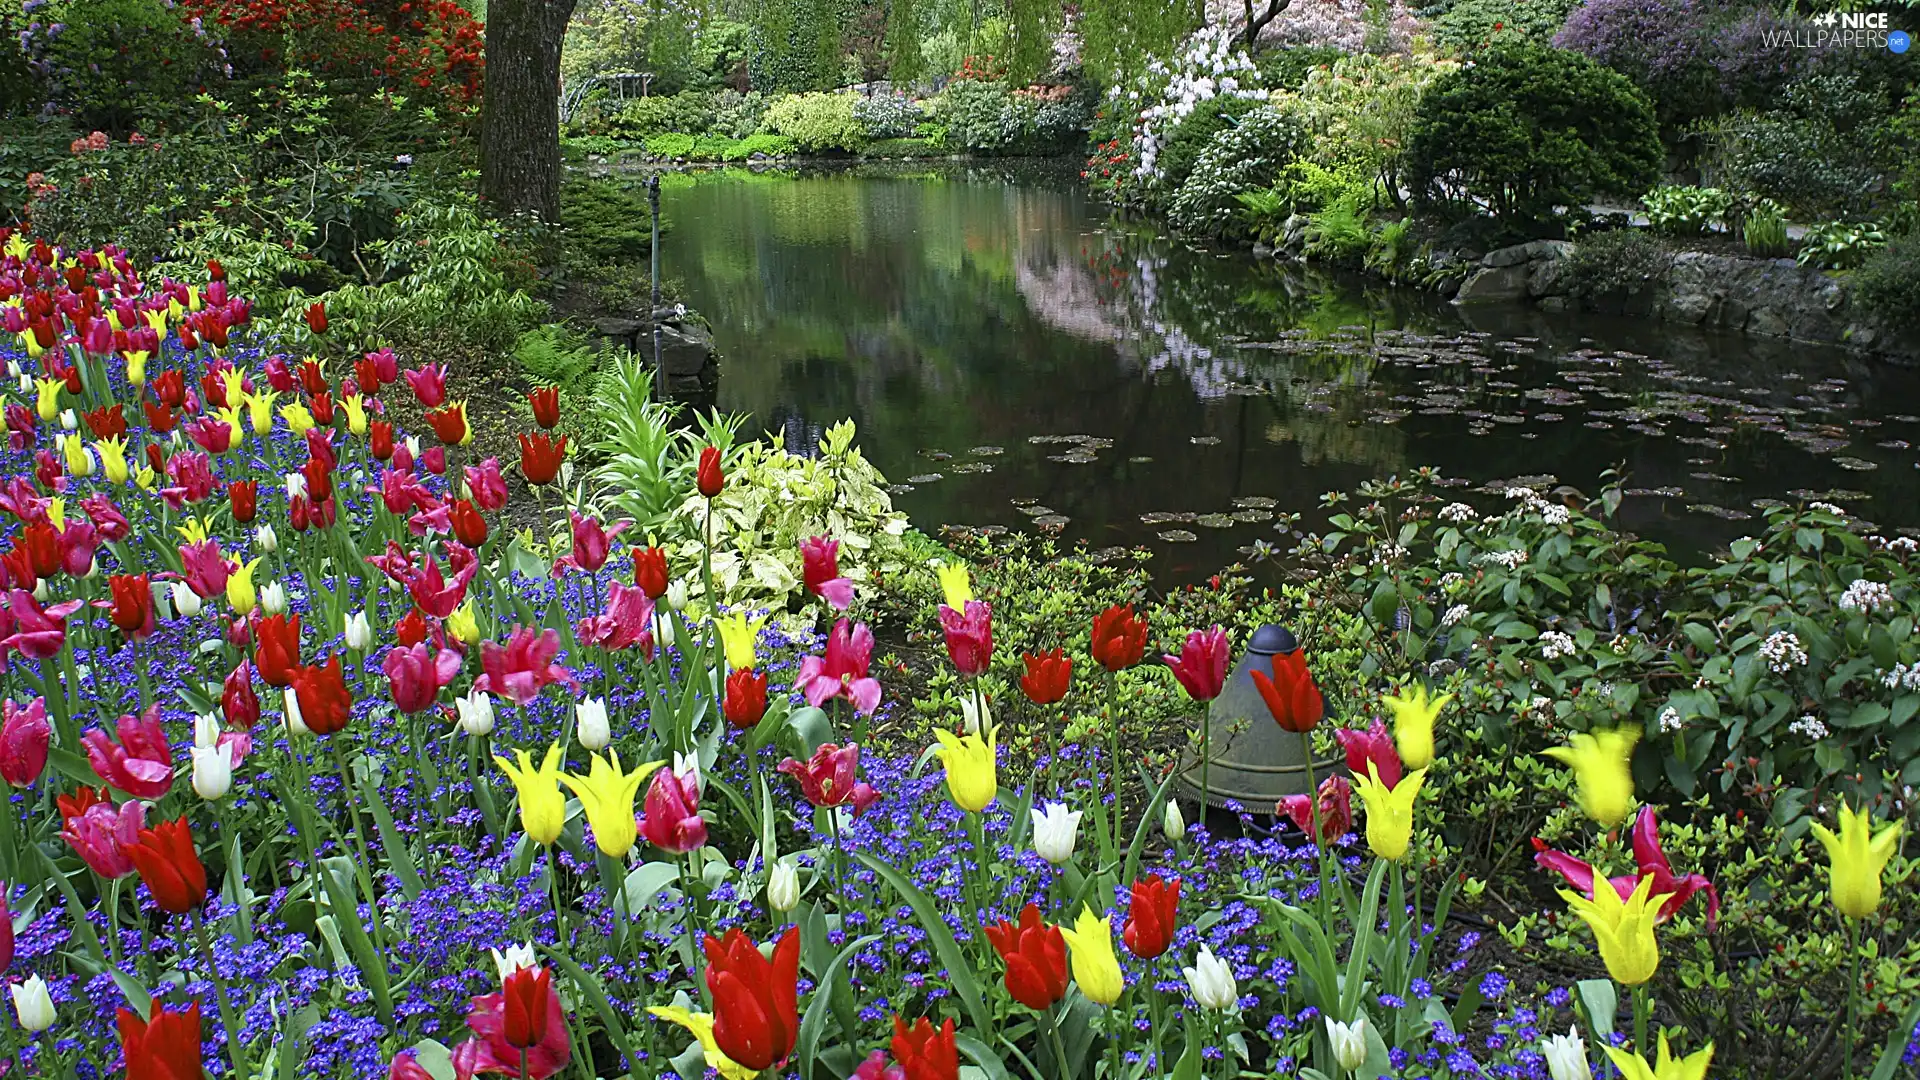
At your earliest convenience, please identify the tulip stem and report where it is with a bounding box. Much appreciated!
[1106,672,1123,823]
[193,905,254,1080]
[1044,1003,1073,1080]
[329,740,388,956]
[1631,982,1650,1058]
[101,874,125,971]
[1844,915,1861,1079]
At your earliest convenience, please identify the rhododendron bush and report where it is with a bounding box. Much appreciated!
[182,0,485,108]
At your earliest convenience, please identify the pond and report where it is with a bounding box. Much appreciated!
[661,163,1920,581]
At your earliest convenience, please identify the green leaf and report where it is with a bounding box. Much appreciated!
[274,1006,323,1080]
[623,861,684,911]
[1576,978,1618,1042]
[360,775,423,903]
[1368,577,1399,627]
[39,847,107,969]
[785,705,834,756]
[315,855,394,1025]
[796,933,880,1080]
[540,945,641,1072]
[108,965,153,1021]
[854,850,992,1036]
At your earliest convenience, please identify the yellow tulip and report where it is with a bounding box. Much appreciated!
[1560,873,1670,986]
[217,405,246,450]
[936,562,972,610]
[60,434,95,478]
[1384,682,1451,770]
[220,370,247,410]
[186,285,202,314]
[493,743,569,846]
[134,466,156,491]
[124,350,148,387]
[932,724,997,813]
[3,233,24,259]
[1352,760,1427,861]
[279,402,315,437]
[714,610,765,671]
[342,393,368,436]
[177,517,211,545]
[167,297,184,322]
[1542,728,1639,828]
[34,377,61,422]
[245,390,278,435]
[560,750,663,859]
[226,557,262,616]
[1602,1034,1714,1080]
[1057,904,1125,1006]
[447,601,481,647]
[20,332,43,359]
[45,497,66,532]
[1811,799,1903,920]
[97,437,129,484]
[143,308,168,335]
[646,1006,759,1080]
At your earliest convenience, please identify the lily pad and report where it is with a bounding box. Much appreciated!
[906,474,944,484]
[1158,529,1198,543]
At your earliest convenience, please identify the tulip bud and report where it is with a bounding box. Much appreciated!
[960,692,991,736]
[31,579,49,603]
[191,741,234,800]
[1327,1017,1367,1074]
[194,712,222,748]
[575,697,610,751]
[260,581,288,617]
[447,601,480,646]
[767,859,800,913]
[284,472,307,501]
[283,687,310,736]
[171,580,203,618]
[59,408,76,430]
[1181,945,1237,1011]
[666,580,689,611]
[1163,799,1186,843]
[10,975,54,1033]
[490,942,538,983]
[455,687,495,737]
[1030,801,1083,866]
[344,610,372,651]
[1541,1027,1590,1080]
[255,523,278,552]
[405,435,421,459]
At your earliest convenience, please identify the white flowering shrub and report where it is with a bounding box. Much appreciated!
[1107,26,1265,203]
[1166,105,1308,235]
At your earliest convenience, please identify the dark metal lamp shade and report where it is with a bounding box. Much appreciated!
[1178,624,1341,810]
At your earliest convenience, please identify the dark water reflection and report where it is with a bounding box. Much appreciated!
[662,164,1920,582]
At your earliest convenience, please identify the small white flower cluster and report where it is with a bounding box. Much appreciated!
[1371,542,1408,565]
[1540,630,1577,660]
[1483,549,1529,570]
[1869,534,1920,554]
[1838,578,1894,614]
[1442,603,1469,627]
[1126,27,1263,184]
[1528,695,1553,714]
[1438,502,1477,524]
[1439,571,1465,592]
[1502,486,1538,500]
[1880,663,1920,691]
[1539,503,1571,526]
[1759,630,1808,673]
[1808,501,1848,516]
[1788,714,1831,739]
[1658,706,1685,734]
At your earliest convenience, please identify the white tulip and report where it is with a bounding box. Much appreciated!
[1181,946,1237,1010]
[191,741,234,801]
[284,471,307,501]
[1327,1016,1368,1074]
[10,975,54,1033]
[575,697,610,751]
[1541,1026,1590,1080]
[490,942,538,983]
[959,693,992,736]
[255,523,278,553]
[194,712,222,749]
[282,687,310,736]
[672,750,701,793]
[31,578,49,603]
[666,579,689,611]
[343,610,372,651]
[1163,799,1186,843]
[456,687,496,737]
[259,581,287,617]
[1030,802,1083,866]
[59,408,76,430]
[767,859,800,913]
[170,580,203,618]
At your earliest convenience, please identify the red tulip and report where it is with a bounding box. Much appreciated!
[404,364,448,408]
[207,258,225,280]
[704,927,800,1071]
[83,403,127,439]
[310,390,335,426]
[1279,774,1354,845]
[97,573,155,639]
[984,904,1069,1012]
[517,432,565,486]
[1089,604,1148,672]
[395,608,429,647]
[384,643,461,715]
[126,817,206,914]
[528,386,561,429]
[1251,649,1323,733]
[503,966,552,1049]
[292,656,353,735]
[118,1001,202,1080]
[696,445,724,498]
[301,455,333,506]
[1122,873,1180,959]
[460,976,572,1077]
[142,399,177,434]
[253,612,302,688]
[1164,626,1229,702]
[723,667,768,729]
[891,1015,959,1080]
[1335,720,1402,791]
[938,600,993,677]
[451,499,489,547]
[632,545,669,599]
[640,761,707,854]
[229,479,258,524]
[1019,649,1072,706]
[304,301,328,335]
[299,359,329,398]
[777,743,879,814]
[369,420,396,461]
[426,402,469,446]
[222,660,260,729]
[800,534,854,610]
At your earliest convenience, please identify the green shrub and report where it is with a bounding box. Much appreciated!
[1797,220,1889,270]
[7,0,220,132]
[1851,234,1920,332]
[645,132,699,158]
[852,93,926,140]
[1272,51,1460,211]
[1406,43,1662,226]
[604,90,719,140]
[720,132,797,160]
[710,90,772,139]
[1742,199,1789,257]
[1696,73,1893,221]
[559,176,653,265]
[758,92,868,153]
[1167,106,1308,236]
[930,80,1065,155]
[1642,185,1733,237]
[1254,45,1347,92]
[1431,0,1580,52]
[512,324,604,396]
[1564,228,1672,296]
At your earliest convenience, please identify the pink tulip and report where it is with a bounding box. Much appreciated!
[405,363,449,408]
[383,643,463,714]
[464,457,508,512]
[1532,806,1719,927]
[1334,719,1403,792]
[574,581,655,653]
[776,742,880,815]
[160,450,218,509]
[551,512,629,577]
[938,601,993,678]
[55,518,99,576]
[406,544,480,619]
[0,696,50,786]
[801,535,855,611]
[1278,774,1353,845]
[375,467,438,516]
[61,795,145,879]
[81,493,131,542]
[795,619,883,716]
[640,761,708,853]
[1,589,85,660]
[178,540,233,599]
[82,704,174,800]
[1164,626,1230,702]
[474,626,579,706]
[453,981,570,1078]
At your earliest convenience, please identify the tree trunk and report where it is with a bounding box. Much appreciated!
[481,0,578,223]
[1243,0,1291,51]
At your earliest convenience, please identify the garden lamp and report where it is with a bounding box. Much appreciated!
[1179,624,1339,810]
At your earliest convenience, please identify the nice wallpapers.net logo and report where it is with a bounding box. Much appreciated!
[1758,9,1911,52]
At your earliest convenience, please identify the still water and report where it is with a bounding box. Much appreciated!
[662,163,1920,580]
